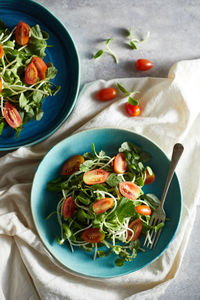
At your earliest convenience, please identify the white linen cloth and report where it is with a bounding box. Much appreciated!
[0,59,200,300]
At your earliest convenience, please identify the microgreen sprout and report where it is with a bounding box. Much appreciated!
[93,38,119,64]
[127,29,150,50]
[117,82,140,106]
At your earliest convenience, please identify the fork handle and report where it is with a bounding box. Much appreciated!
[160,143,184,208]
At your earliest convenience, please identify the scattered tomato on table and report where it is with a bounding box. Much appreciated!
[136,59,153,71]
[96,87,117,101]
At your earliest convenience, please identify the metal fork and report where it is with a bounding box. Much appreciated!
[143,143,184,249]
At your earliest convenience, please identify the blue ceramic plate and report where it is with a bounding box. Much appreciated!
[31,128,182,278]
[0,0,79,150]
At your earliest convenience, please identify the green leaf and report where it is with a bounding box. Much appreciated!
[97,250,105,258]
[128,97,139,106]
[0,121,5,135]
[115,258,125,267]
[108,197,136,222]
[1,89,13,97]
[117,83,131,96]
[93,49,104,59]
[79,160,94,172]
[106,173,123,187]
[32,90,43,103]
[19,93,28,108]
[129,41,137,49]
[46,64,58,79]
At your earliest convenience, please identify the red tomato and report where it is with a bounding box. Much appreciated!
[136,59,153,71]
[3,102,22,128]
[15,21,30,46]
[0,77,2,93]
[93,197,114,214]
[113,152,127,174]
[25,62,38,85]
[135,205,151,215]
[81,227,105,243]
[96,87,117,101]
[128,218,143,241]
[119,181,140,200]
[31,56,47,80]
[61,155,85,176]
[62,196,75,219]
[83,169,110,185]
[143,168,155,184]
[125,102,141,117]
[0,45,4,59]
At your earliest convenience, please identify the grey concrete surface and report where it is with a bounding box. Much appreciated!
[1,0,200,299]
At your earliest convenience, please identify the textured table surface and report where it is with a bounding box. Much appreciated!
[2,0,200,299]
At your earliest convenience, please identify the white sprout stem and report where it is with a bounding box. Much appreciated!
[134,199,151,206]
[67,238,74,253]
[18,45,27,51]
[75,197,90,211]
[73,223,92,236]
[0,95,4,117]
[93,243,98,260]
[0,32,4,40]
[56,199,65,239]
[1,27,16,44]
[62,189,67,199]
[100,156,115,169]
[117,174,126,182]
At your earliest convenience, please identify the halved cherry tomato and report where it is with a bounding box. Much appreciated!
[96,87,117,101]
[127,218,143,241]
[61,155,85,176]
[113,152,127,174]
[62,196,75,219]
[0,45,4,59]
[25,62,38,85]
[119,181,140,200]
[125,102,141,117]
[31,56,47,80]
[0,78,2,93]
[143,168,155,184]
[15,21,30,46]
[136,59,153,71]
[83,169,110,185]
[3,102,22,128]
[93,197,114,214]
[135,205,151,215]
[81,227,105,243]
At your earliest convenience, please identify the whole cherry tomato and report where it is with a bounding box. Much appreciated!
[92,197,114,214]
[31,56,47,80]
[81,227,105,243]
[62,196,75,219]
[3,102,22,128]
[25,62,38,85]
[113,152,127,174]
[127,218,143,241]
[0,45,4,59]
[96,87,117,101]
[119,181,140,200]
[83,169,110,185]
[135,205,151,215]
[61,155,85,176]
[136,59,153,71]
[125,102,141,117]
[15,21,30,46]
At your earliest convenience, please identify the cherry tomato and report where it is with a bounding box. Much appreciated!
[96,87,117,101]
[136,59,153,71]
[15,21,30,46]
[61,155,85,176]
[125,102,141,117]
[25,62,38,85]
[31,56,47,80]
[119,181,140,200]
[135,205,151,215]
[127,218,143,241]
[113,152,127,174]
[93,197,114,214]
[81,227,105,243]
[62,196,75,219]
[0,45,4,59]
[83,169,110,185]
[3,102,22,128]
[0,77,2,93]
[143,168,155,184]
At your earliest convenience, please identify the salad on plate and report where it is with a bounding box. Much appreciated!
[0,19,60,137]
[47,141,165,266]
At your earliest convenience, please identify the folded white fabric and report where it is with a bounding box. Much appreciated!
[0,59,200,300]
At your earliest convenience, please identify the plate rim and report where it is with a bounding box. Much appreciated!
[31,127,183,278]
[0,0,80,151]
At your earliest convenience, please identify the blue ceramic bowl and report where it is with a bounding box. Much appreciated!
[31,128,182,278]
[0,0,80,150]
